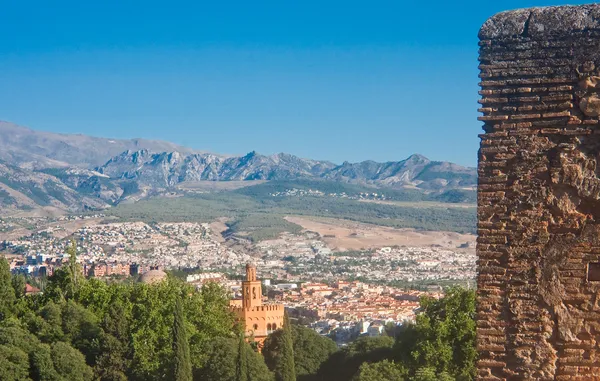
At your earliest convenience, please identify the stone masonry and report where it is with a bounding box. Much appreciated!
[478,5,600,381]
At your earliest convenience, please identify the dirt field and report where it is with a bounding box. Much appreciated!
[285,216,476,252]
[209,218,229,243]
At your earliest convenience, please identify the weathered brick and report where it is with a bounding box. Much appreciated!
[477,4,600,380]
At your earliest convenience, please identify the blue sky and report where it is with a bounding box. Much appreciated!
[0,1,590,167]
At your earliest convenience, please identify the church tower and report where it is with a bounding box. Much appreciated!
[242,263,262,308]
[230,263,284,349]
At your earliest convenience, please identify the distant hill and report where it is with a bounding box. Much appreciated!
[0,160,107,212]
[97,150,476,192]
[0,120,477,213]
[0,121,199,169]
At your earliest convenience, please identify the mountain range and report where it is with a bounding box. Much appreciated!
[0,121,476,213]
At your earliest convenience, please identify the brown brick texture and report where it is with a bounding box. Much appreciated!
[478,5,600,381]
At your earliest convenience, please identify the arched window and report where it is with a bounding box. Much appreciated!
[272,323,277,330]
[252,287,257,299]
[253,324,258,331]
[267,323,272,331]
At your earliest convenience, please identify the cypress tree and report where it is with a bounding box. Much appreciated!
[275,312,296,381]
[65,239,80,299]
[236,330,249,381]
[173,296,192,381]
[0,256,15,320]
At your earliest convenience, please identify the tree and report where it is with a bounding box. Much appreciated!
[274,313,296,381]
[0,344,30,381]
[236,331,249,381]
[44,240,82,302]
[94,335,129,381]
[51,341,94,381]
[36,301,65,343]
[94,296,132,380]
[352,360,406,381]
[66,239,80,299]
[393,287,476,380]
[172,296,192,381]
[196,337,273,381]
[263,325,337,381]
[0,257,15,320]
[317,336,394,381]
[61,300,103,365]
[0,268,253,381]
[30,343,61,381]
[11,274,26,299]
[413,367,438,381]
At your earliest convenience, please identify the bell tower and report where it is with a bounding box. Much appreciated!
[231,263,284,350]
[242,263,261,308]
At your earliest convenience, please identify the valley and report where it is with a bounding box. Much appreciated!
[1,119,477,290]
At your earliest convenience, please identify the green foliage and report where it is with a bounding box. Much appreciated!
[36,301,65,343]
[43,240,81,302]
[414,164,476,184]
[287,325,336,380]
[67,240,81,298]
[413,367,438,381]
[0,344,30,381]
[394,287,476,380]
[0,262,242,380]
[30,343,61,381]
[60,300,103,364]
[196,337,273,381]
[273,313,296,381]
[431,189,476,204]
[234,180,426,202]
[172,296,192,381]
[12,274,26,299]
[94,293,132,380]
[225,215,303,242]
[268,197,475,233]
[94,335,129,381]
[263,325,337,381]
[317,336,394,381]
[107,189,476,240]
[51,341,94,381]
[314,288,476,381]
[351,360,407,381]
[0,257,477,381]
[412,367,455,381]
[0,257,16,320]
[0,321,74,381]
[236,332,249,381]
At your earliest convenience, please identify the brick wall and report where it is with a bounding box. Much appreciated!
[477,5,600,381]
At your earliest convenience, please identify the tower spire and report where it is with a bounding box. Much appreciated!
[242,263,261,308]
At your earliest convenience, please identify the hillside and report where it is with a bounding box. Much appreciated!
[0,121,199,169]
[0,120,477,214]
[97,150,476,192]
[0,160,108,212]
